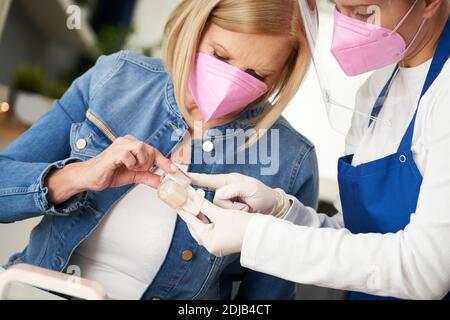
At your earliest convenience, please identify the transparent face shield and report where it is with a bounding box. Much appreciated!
[296,0,425,135]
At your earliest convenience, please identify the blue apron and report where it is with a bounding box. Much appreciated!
[338,18,450,300]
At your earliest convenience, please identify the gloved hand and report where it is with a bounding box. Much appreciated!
[178,190,253,257]
[187,173,292,218]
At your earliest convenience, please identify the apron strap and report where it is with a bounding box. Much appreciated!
[398,17,450,152]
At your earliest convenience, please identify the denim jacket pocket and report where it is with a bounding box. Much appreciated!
[70,119,112,160]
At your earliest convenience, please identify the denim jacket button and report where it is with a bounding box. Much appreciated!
[76,139,87,150]
[182,250,193,262]
[202,141,214,153]
[174,128,183,137]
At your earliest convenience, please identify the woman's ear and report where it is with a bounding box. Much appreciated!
[422,0,443,19]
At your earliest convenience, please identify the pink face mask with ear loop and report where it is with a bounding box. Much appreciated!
[331,0,426,76]
[188,53,268,122]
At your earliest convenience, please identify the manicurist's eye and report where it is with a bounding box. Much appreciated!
[352,8,374,21]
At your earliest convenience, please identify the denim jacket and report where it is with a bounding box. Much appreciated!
[0,51,318,300]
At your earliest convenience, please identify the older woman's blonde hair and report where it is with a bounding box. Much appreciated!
[163,0,310,147]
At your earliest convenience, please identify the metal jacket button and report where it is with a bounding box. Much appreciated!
[182,250,193,262]
[76,138,87,150]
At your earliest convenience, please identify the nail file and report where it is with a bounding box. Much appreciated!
[157,170,202,216]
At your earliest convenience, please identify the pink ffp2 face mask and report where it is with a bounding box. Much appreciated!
[188,53,268,122]
[331,1,425,76]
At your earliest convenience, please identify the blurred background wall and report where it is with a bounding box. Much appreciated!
[0,0,368,299]
[0,0,148,269]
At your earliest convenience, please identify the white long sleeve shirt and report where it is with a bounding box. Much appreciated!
[241,59,450,300]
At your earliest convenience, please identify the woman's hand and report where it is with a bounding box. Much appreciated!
[45,135,176,204]
[77,135,176,191]
[179,191,254,257]
[187,173,291,218]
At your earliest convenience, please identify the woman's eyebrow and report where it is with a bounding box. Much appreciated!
[252,62,277,75]
[256,67,276,75]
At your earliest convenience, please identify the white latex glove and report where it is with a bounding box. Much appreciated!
[178,190,253,257]
[187,172,291,218]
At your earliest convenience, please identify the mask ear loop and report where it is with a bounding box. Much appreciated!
[388,0,426,56]
[402,19,426,55]
[390,0,420,35]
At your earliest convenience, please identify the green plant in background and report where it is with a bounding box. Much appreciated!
[75,24,145,77]
[13,66,45,95]
[96,25,135,55]
[46,82,70,100]
[13,65,69,100]
[142,46,155,57]
[13,26,161,100]
[141,40,162,57]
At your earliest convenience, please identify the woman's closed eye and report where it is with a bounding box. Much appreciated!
[245,70,266,82]
[213,50,229,62]
[212,50,267,82]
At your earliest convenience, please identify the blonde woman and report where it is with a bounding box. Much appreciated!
[0,0,317,300]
